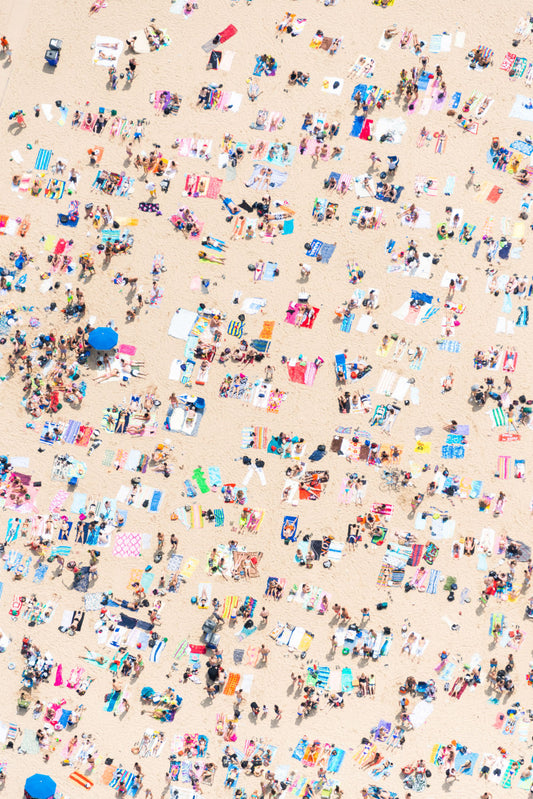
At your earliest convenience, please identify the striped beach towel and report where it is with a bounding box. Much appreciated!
[407,544,423,567]
[190,505,203,528]
[427,569,440,594]
[222,595,239,619]
[149,638,166,662]
[62,419,81,444]
[497,455,510,479]
[429,34,442,53]
[109,768,135,791]
[227,320,244,338]
[253,426,268,448]
[376,563,391,587]
[34,148,53,171]
[214,508,224,527]
[491,407,507,428]
[437,339,461,353]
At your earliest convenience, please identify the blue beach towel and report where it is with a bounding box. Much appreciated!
[306,239,322,258]
[341,314,354,332]
[149,490,163,512]
[417,70,431,89]
[292,738,307,761]
[184,480,197,497]
[517,305,529,326]
[327,748,345,773]
[320,242,337,263]
[34,148,53,171]
[208,466,222,487]
[350,116,364,138]
[33,564,48,583]
[5,518,20,544]
[427,569,440,594]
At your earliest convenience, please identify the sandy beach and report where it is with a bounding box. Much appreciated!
[0,0,533,797]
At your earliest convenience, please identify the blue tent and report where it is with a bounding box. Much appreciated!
[87,326,118,350]
[24,773,56,799]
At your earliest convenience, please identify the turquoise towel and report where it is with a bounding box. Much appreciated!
[444,175,455,195]
[469,481,482,498]
[104,689,121,712]
[341,667,352,692]
[327,748,346,773]
[208,466,222,487]
[341,314,353,332]
[141,571,154,590]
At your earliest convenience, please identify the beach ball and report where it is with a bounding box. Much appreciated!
[191,596,197,604]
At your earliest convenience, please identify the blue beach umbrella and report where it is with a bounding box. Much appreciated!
[24,773,57,799]
[87,326,118,350]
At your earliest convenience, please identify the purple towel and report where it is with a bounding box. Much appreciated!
[62,420,80,444]
[320,242,337,263]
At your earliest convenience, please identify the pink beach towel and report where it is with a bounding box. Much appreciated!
[54,664,64,686]
[207,178,223,198]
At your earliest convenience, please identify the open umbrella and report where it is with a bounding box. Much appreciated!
[87,326,118,350]
[24,773,56,799]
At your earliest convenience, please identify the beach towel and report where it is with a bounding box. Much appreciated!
[34,148,53,171]
[223,672,240,695]
[92,36,124,67]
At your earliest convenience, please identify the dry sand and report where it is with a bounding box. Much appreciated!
[0,0,532,797]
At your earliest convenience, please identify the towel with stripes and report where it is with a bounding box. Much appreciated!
[34,148,53,171]
[437,339,461,353]
[426,569,441,594]
[407,544,423,567]
[62,420,81,444]
[497,455,510,479]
